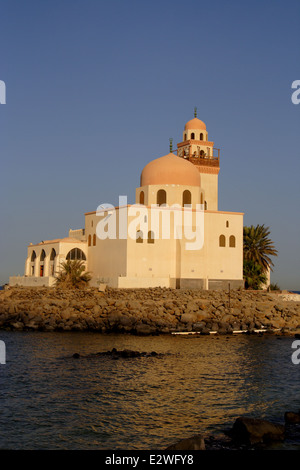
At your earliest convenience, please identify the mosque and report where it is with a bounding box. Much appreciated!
[9,112,244,290]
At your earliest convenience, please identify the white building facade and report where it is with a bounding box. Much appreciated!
[9,114,244,290]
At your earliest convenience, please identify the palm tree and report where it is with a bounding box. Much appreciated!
[243,260,267,290]
[55,260,91,289]
[243,224,278,272]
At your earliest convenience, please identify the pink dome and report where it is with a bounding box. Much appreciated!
[140,153,200,187]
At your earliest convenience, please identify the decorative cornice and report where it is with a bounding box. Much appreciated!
[177,140,214,147]
[195,166,220,175]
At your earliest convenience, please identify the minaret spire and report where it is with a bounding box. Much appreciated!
[169,138,173,153]
[194,106,197,118]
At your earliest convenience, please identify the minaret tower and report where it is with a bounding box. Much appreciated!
[176,108,220,211]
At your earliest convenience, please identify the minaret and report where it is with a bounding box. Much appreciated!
[176,110,220,211]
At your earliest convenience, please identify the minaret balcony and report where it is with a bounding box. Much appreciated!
[175,146,220,168]
[187,155,220,168]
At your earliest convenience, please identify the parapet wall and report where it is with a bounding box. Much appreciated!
[9,276,56,287]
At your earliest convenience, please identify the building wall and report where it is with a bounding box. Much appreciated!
[85,210,127,285]
[204,211,244,280]
[124,205,243,287]
[197,172,218,211]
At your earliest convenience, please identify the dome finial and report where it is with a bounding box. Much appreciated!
[169,137,173,153]
[194,106,197,118]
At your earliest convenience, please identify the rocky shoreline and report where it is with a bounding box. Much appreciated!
[166,412,300,450]
[0,286,300,336]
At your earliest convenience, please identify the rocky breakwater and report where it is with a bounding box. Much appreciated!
[0,286,300,335]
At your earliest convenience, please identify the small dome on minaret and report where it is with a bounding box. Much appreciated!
[184,117,206,131]
[184,107,206,130]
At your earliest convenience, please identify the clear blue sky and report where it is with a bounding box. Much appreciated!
[0,0,299,289]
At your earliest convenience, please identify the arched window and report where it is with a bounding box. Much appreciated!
[200,150,205,156]
[139,191,145,205]
[93,234,96,246]
[147,231,155,244]
[191,132,195,140]
[204,201,208,210]
[157,189,167,206]
[50,248,56,260]
[40,249,46,261]
[200,133,203,141]
[136,230,143,243]
[226,221,229,228]
[182,190,192,206]
[229,235,236,247]
[31,251,36,262]
[219,235,226,247]
[200,193,204,205]
[66,248,86,261]
[88,235,91,246]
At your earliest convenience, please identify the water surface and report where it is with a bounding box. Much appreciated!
[0,331,299,449]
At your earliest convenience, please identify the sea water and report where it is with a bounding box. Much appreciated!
[0,331,299,450]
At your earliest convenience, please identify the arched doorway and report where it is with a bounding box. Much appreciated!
[66,248,86,261]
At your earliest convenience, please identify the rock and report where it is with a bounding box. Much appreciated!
[119,315,135,327]
[284,411,300,424]
[112,349,140,358]
[61,308,72,320]
[11,321,24,330]
[193,322,206,331]
[1,287,300,336]
[200,327,210,335]
[231,417,285,445]
[127,300,141,310]
[135,323,156,335]
[231,307,243,316]
[92,305,101,315]
[72,348,163,360]
[165,435,206,450]
[26,320,39,330]
[107,311,123,326]
[186,301,199,312]
[44,325,55,331]
[221,314,235,323]
[180,312,209,324]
